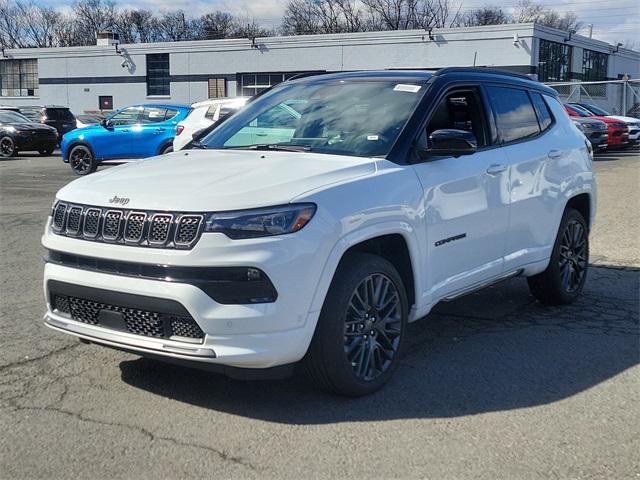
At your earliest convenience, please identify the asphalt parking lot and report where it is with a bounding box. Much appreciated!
[1,150,638,479]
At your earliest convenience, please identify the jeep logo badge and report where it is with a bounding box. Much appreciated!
[109,195,130,206]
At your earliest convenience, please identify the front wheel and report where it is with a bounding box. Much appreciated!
[69,145,96,175]
[527,208,589,305]
[304,253,408,396]
[0,136,17,157]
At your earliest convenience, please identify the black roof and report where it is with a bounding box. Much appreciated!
[288,67,557,96]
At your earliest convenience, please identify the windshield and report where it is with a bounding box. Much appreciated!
[569,104,596,117]
[0,111,31,123]
[199,79,428,157]
[581,103,610,116]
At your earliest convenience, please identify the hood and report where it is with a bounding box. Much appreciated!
[588,115,626,127]
[10,122,57,132]
[56,149,376,211]
[572,117,606,127]
[606,115,640,125]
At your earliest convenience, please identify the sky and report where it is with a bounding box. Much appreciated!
[42,0,640,45]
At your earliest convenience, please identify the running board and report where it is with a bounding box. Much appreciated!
[442,269,524,302]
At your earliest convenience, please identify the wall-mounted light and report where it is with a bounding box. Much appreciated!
[613,42,623,53]
[513,33,520,46]
[425,27,435,41]
[1,47,8,58]
[564,29,576,42]
[114,43,122,56]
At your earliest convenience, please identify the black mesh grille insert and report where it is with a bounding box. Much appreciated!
[124,213,146,242]
[53,203,66,230]
[66,206,83,234]
[175,215,202,245]
[103,211,122,240]
[52,293,204,341]
[83,208,101,237]
[149,215,172,244]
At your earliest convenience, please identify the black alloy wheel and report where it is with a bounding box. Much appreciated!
[69,145,96,175]
[558,219,588,293]
[0,136,16,157]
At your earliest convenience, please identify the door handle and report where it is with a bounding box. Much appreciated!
[121,129,129,133]
[486,164,508,175]
[548,149,562,159]
[255,132,268,137]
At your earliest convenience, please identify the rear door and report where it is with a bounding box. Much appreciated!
[411,86,511,300]
[484,86,559,270]
[129,106,169,157]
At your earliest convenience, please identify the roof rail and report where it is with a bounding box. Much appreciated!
[434,67,534,81]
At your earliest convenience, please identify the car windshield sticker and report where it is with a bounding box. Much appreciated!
[394,84,421,93]
[367,135,379,141]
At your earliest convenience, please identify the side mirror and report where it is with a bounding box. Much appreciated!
[416,129,478,159]
[101,118,112,129]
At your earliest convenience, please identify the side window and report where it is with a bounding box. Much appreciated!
[256,104,300,129]
[109,107,141,126]
[530,93,553,132]
[204,105,218,121]
[139,107,168,124]
[426,88,488,147]
[164,108,179,121]
[486,86,540,143]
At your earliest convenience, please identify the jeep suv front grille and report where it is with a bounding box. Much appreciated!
[51,202,204,249]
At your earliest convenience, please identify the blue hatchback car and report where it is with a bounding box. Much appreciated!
[61,104,191,175]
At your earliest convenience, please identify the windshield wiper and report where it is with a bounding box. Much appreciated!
[224,144,312,152]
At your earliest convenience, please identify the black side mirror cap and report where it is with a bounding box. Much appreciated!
[415,129,478,159]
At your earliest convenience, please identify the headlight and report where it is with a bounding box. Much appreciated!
[204,203,316,239]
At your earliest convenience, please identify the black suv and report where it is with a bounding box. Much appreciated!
[19,106,76,141]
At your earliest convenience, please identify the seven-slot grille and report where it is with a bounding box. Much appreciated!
[51,202,203,249]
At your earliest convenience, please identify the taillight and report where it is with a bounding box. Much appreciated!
[176,125,184,136]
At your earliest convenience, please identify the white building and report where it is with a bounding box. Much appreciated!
[1,23,638,114]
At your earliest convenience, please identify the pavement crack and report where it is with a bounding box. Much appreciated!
[0,342,81,373]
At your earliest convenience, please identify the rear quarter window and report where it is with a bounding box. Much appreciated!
[486,86,540,143]
[530,93,554,131]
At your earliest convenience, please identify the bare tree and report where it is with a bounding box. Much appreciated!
[515,0,582,31]
[457,6,509,27]
[200,11,236,39]
[157,10,198,42]
[72,0,116,45]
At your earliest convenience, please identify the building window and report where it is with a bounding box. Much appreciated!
[208,78,226,99]
[146,53,170,96]
[0,59,38,97]
[537,39,571,82]
[238,73,300,97]
[582,49,608,81]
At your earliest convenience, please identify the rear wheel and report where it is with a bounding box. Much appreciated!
[0,136,17,157]
[527,208,589,305]
[69,145,96,175]
[161,144,173,155]
[304,253,408,396]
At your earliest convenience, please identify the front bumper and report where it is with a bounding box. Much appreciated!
[42,216,333,370]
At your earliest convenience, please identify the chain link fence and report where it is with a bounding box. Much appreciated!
[545,79,640,119]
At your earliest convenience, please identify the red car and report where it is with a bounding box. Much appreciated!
[564,104,629,148]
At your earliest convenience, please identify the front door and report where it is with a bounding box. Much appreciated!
[92,106,141,159]
[411,87,510,301]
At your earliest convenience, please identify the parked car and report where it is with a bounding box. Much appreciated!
[571,117,609,152]
[564,104,628,148]
[569,102,640,146]
[0,105,21,112]
[173,97,249,151]
[61,104,191,175]
[76,114,105,129]
[43,68,595,396]
[19,105,77,141]
[0,110,58,157]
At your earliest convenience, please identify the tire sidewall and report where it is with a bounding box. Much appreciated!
[0,136,16,157]
[546,209,589,302]
[309,253,409,396]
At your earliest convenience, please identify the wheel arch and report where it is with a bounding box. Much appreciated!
[157,138,175,155]
[309,225,423,321]
[565,193,592,231]
[65,140,96,162]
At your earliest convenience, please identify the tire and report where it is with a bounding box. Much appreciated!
[39,146,55,156]
[527,208,589,305]
[69,144,97,175]
[304,252,408,396]
[0,136,17,158]
[160,144,173,155]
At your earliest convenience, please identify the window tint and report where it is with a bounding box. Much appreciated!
[109,107,141,126]
[530,93,553,131]
[204,105,218,121]
[139,107,167,124]
[0,111,30,123]
[146,53,170,96]
[256,104,300,128]
[486,86,540,143]
[426,88,488,147]
[46,108,75,121]
[164,108,179,121]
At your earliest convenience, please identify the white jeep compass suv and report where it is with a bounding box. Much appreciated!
[43,68,596,396]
